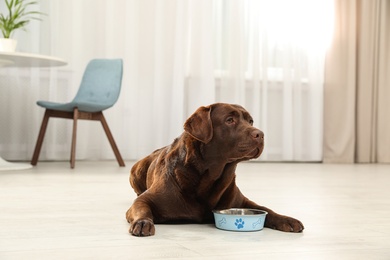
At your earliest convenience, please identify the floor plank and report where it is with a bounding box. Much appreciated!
[1,161,389,259]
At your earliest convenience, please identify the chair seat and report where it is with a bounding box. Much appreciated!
[37,100,113,113]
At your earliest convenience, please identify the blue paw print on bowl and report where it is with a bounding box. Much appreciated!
[234,218,245,229]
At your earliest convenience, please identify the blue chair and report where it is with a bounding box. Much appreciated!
[31,59,125,168]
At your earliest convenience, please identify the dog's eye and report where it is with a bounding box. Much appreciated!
[249,119,254,126]
[226,117,234,124]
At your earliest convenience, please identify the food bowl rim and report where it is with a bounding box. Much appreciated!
[212,208,268,215]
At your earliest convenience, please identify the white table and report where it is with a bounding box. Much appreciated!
[0,52,67,171]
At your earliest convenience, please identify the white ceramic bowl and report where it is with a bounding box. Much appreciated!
[213,208,268,232]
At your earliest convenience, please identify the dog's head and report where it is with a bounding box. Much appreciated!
[184,103,264,162]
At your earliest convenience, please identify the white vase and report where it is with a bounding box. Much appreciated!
[0,38,18,52]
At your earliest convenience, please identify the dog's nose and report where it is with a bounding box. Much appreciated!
[252,129,264,140]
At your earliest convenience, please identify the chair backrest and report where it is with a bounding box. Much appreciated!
[72,59,123,110]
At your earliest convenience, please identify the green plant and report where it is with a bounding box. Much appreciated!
[0,0,44,38]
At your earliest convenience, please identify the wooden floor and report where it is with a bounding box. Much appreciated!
[1,161,389,259]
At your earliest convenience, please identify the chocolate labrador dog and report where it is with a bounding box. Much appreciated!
[126,103,304,236]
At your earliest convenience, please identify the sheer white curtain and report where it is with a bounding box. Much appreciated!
[0,0,332,162]
[213,0,333,161]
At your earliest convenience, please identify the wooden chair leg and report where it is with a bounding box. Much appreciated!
[70,108,79,169]
[31,110,51,166]
[99,112,125,167]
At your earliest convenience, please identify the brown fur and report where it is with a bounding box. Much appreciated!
[125,103,304,236]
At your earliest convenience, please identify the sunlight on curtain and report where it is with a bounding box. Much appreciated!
[0,0,333,162]
[212,0,333,161]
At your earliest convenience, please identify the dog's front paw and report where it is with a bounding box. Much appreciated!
[129,218,155,237]
[265,215,304,233]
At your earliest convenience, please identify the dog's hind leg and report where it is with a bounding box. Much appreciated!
[129,151,161,195]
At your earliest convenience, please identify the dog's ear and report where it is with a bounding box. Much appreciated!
[184,105,213,144]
